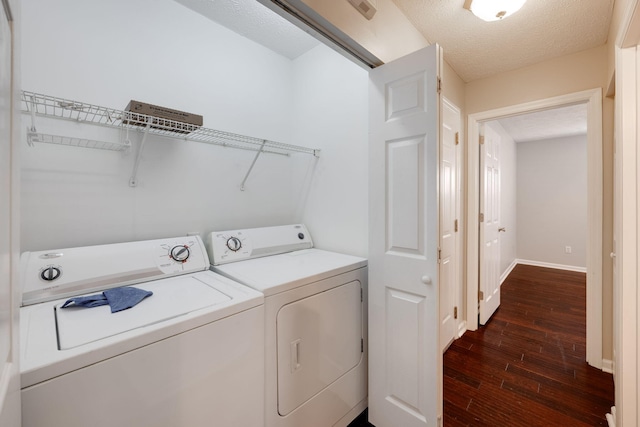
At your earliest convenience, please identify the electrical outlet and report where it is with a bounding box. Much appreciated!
[565,246,572,254]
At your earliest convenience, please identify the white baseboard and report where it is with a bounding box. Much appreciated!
[457,320,467,338]
[606,406,616,427]
[516,259,587,273]
[500,259,518,284]
[602,358,614,374]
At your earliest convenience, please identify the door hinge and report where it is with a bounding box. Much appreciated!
[479,290,484,301]
[479,213,484,222]
[361,338,364,353]
[454,219,458,232]
[479,135,485,145]
[455,132,459,145]
[437,77,442,94]
[454,306,458,319]
[437,247,442,263]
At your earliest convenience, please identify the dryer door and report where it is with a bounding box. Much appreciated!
[276,280,363,416]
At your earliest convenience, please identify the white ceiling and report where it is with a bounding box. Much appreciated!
[174,0,319,60]
[496,103,587,142]
[391,0,614,82]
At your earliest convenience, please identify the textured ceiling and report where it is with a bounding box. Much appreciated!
[174,0,319,60]
[391,0,614,82]
[497,103,587,142]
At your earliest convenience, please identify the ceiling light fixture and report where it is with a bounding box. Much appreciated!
[463,0,527,22]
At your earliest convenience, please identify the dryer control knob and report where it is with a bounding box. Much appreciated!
[226,237,242,252]
[40,265,62,282]
[170,245,190,262]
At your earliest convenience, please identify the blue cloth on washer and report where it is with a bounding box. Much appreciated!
[60,293,109,309]
[103,287,153,313]
[61,287,153,313]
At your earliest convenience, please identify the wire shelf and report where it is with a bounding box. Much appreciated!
[21,91,320,157]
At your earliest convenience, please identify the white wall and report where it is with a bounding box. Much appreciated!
[291,45,369,257]
[485,121,517,277]
[20,0,297,251]
[516,135,588,268]
[21,0,371,258]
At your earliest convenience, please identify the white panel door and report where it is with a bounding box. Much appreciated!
[439,98,460,352]
[369,45,441,427]
[479,124,501,325]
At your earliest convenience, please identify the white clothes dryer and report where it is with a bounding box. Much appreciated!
[208,224,368,427]
[20,235,264,427]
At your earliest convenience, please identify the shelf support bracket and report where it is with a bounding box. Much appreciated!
[26,95,38,147]
[129,119,153,187]
[240,140,267,191]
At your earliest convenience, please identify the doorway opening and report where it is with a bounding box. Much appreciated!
[466,88,604,369]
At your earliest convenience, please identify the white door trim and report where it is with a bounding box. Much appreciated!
[604,1,639,425]
[613,42,639,427]
[465,88,603,368]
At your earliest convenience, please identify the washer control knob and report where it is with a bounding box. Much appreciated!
[170,245,190,262]
[40,265,62,282]
[226,237,242,252]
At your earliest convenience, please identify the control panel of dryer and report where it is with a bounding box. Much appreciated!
[208,224,313,265]
[21,236,210,306]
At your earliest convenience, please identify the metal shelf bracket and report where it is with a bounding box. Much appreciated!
[129,118,153,187]
[240,140,267,191]
[27,94,37,147]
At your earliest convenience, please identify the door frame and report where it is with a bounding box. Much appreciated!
[465,88,604,368]
[614,42,638,427]
[613,0,640,423]
[0,0,20,424]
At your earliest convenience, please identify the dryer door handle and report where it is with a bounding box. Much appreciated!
[290,339,302,373]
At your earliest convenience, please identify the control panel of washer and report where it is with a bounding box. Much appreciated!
[20,236,210,306]
[208,224,313,265]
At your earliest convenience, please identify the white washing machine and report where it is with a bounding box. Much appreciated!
[208,224,368,427]
[20,235,264,427]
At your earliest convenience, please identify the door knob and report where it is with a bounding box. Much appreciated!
[610,252,616,259]
[421,275,432,285]
[498,227,506,232]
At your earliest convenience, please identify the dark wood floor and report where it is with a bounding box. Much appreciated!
[444,264,614,426]
[351,264,614,427]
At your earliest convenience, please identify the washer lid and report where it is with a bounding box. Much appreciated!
[212,249,367,296]
[56,274,231,350]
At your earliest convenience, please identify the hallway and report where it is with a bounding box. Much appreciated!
[443,264,614,426]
